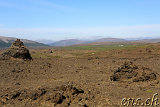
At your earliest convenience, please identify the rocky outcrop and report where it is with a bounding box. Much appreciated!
[0,39,32,60]
[110,62,157,82]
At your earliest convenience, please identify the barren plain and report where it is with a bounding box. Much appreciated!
[0,43,160,107]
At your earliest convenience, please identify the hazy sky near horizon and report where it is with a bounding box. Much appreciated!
[0,0,160,41]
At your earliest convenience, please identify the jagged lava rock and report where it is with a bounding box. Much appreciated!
[110,62,157,82]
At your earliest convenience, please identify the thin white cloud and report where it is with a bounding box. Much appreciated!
[0,24,160,41]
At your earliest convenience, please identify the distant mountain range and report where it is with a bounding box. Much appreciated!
[0,36,48,48]
[94,38,127,42]
[36,39,55,44]
[49,38,160,46]
[131,39,160,43]
[49,38,127,46]
[50,39,91,46]
[1,36,160,48]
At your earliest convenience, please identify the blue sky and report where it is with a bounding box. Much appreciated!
[0,0,160,41]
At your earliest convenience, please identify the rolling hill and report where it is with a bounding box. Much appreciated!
[1,36,160,48]
[51,38,160,46]
[0,36,49,48]
[50,39,90,46]
[132,39,160,43]
[94,38,127,42]
[50,38,127,46]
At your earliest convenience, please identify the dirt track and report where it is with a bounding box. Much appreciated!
[0,44,160,107]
